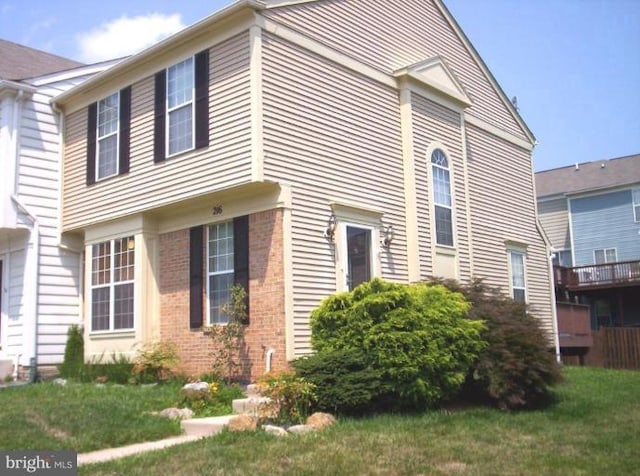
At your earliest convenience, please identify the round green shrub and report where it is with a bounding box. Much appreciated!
[292,349,383,415]
[310,278,486,410]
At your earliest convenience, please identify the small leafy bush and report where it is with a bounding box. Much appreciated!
[311,279,486,410]
[132,341,180,383]
[177,380,244,416]
[206,284,248,383]
[430,278,563,410]
[292,349,383,415]
[59,325,85,379]
[257,371,316,424]
[81,353,134,384]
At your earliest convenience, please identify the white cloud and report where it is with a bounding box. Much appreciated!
[77,13,185,63]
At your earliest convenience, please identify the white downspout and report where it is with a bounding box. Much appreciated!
[537,219,561,363]
[265,348,275,373]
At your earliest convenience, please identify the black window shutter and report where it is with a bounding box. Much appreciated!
[189,226,204,329]
[233,215,250,324]
[194,49,210,150]
[118,86,131,175]
[153,70,167,162]
[86,102,97,185]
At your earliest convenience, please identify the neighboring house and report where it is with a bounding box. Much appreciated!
[0,39,116,379]
[537,154,640,331]
[54,0,556,380]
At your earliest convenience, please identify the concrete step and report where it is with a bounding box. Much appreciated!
[180,415,235,437]
[245,384,262,398]
[232,397,271,415]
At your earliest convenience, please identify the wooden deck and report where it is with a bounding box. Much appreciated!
[554,260,640,291]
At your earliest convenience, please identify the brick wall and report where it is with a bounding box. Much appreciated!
[159,208,287,381]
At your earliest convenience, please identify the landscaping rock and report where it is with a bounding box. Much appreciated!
[227,414,258,432]
[182,382,209,394]
[306,412,336,430]
[263,425,288,437]
[159,408,194,420]
[53,378,67,386]
[287,424,316,435]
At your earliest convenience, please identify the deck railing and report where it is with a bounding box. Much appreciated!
[554,260,640,289]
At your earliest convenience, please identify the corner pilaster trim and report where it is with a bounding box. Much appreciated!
[250,25,264,182]
[398,86,420,283]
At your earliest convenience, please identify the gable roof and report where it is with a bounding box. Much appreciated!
[262,0,535,144]
[0,38,83,81]
[535,154,640,198]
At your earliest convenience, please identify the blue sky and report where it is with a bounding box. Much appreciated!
[1,0,638,171]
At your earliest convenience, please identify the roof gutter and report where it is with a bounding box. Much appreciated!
[53,0,266,106]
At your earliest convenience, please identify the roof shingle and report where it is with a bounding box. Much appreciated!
[0,38,83,81]
[535,154,640,198]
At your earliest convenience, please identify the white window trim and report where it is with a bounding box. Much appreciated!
[89,237,135,333]
[426,143,457,250]
[506,244,527,303]
[165,56,196,158]
[593,247,617,265]
[633,189,640,223]
[96,91,119,182]
[206,221,234,326]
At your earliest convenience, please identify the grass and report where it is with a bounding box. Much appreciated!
[79,367,640,476]
[0,382,183,452]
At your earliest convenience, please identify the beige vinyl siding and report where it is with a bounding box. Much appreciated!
[264,0,527,141]
[411,94,471,281]
[63,33,253,231]
[538,198,571,250]
[466,123,553,332]
[262,33,406,356]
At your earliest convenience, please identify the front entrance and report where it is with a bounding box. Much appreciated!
[346,226,371,291]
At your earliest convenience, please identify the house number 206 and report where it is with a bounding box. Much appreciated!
[212,206,223,216]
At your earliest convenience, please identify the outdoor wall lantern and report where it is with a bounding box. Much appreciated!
[325,213,337,241]
[382,225,394,248]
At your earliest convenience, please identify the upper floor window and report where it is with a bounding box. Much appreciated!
[91,236,135,331]
[594,248,617,265]
[167,57,194,156]
[633,189,640,222]
[97,92,119,180]
[552,249,573,267]
[431,149,454,247]
[154,50,209,162]
[509,250,526,302]
[87,87,131,185]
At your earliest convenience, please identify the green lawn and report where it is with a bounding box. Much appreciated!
[79,367,640,476]
[0,382,183,452]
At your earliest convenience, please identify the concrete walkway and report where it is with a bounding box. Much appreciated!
[77,435,201,466]
[77,414,237,466]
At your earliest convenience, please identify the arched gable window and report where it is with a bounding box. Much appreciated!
[431,149,454,246]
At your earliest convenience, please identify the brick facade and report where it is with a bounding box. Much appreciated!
[159,208,287,381]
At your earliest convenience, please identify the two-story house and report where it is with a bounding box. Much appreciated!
[537,154,640,331]
[54,0,556,380]
[0,39,115,379]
